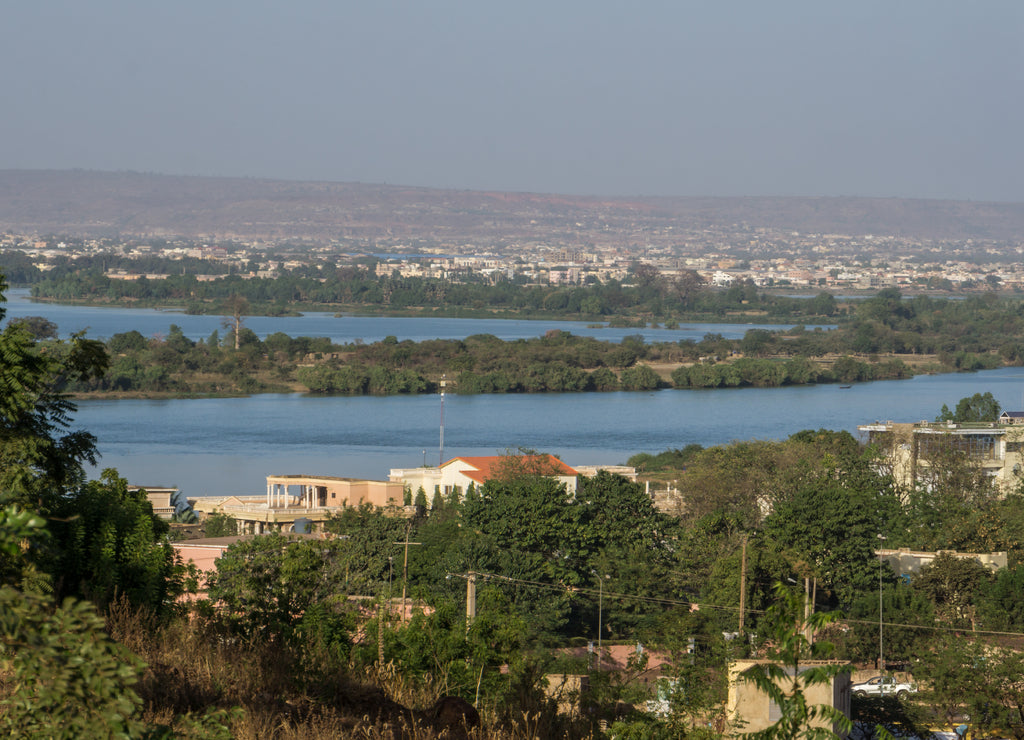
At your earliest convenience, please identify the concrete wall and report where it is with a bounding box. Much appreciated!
[878,548,1007,576]
[727,660,851,737]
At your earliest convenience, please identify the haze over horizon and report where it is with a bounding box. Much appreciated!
[3,1,1022,203]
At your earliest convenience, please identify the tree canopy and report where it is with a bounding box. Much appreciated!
[936,391,1001,423]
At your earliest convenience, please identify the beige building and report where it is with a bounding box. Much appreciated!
[128,485,178,520]
[727,660,851,737]
[878,547,1007,577]
[574,464,638,481]
[192,474,406,534]
[859,419,1024,493]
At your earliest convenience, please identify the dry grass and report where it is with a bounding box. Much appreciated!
[104,601,599,739]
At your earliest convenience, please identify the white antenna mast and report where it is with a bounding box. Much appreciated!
[439,375,446,466]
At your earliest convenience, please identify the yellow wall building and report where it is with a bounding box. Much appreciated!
[727,660,851,738]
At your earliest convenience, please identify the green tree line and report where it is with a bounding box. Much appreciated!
[8,252,1024,737]
[60,323,917,397]
[16,286,1024,400]
[29,261,847,321]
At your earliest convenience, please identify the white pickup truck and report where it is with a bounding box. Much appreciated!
[851,675,917,699]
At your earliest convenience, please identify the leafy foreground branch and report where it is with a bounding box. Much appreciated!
[0,506,144,739]
[738,584,853,740]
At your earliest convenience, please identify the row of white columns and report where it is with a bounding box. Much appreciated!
[265,482,319,508]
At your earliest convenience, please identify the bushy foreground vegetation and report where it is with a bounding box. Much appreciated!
[6,269,1024,738]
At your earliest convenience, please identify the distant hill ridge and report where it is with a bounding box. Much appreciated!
[1,169,1022,243]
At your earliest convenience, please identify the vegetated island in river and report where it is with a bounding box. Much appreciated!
[46,289,1024,398]
[25,264,844,323]
[12,283,1020,398]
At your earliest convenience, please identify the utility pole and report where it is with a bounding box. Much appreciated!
[598,575,604,671]
[878,534,887,671]
[388,556,393,607]
[591,570,608,670]
[377,596,385,666]
[393,521,421,620]
[448,571,480,630]
[804,576,814,642]
[738,534,748,632]
[466,572,477,630]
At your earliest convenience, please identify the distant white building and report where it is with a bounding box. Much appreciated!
[390,454,580,499]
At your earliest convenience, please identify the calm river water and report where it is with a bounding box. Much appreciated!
[2,289,830,344]
[73,371,1024,498]
[5,290,1023,497]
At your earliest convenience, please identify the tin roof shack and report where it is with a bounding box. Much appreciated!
[727,660,851,738]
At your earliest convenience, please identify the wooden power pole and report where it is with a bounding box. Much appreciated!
[393,522,421,619]
[466,572,477,630]
[738,534,748,632]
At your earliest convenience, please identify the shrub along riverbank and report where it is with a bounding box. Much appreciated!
[14,287,1012,397]
[54,322,974,398]
[27,263,843,324]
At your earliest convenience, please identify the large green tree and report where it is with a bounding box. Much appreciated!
[572,471,680,637]
[46,470,175,611]
[912,552,993,627]
[324,503,409,596]
[0,293,108,509]
[839,583,935,668]
[207,533,350,639]
[763,477,892,608]
[916,636,1024,740]
[459,473,583,640]
[977,564,1024,631]
[936,392,1001,423]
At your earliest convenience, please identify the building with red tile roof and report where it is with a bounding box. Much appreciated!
[390,454,579,500]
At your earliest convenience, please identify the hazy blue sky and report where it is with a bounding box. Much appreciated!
[3,1,1022,201]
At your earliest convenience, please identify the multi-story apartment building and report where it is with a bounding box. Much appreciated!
[859,416,1024,494]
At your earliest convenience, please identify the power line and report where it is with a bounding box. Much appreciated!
[451,570,762,616]
[450,569,1024,640]
[841,616,1024,639]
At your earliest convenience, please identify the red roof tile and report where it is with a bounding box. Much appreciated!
[443,454,577,484]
